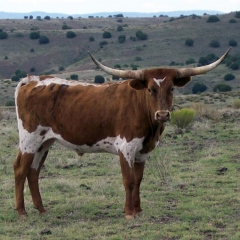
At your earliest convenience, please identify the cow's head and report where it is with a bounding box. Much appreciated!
[89,48,231,123]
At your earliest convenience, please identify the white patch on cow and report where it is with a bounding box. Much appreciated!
[153,77,166,87]
[17,119,148,169]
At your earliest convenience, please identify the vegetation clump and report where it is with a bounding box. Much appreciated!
[207,15,220,22]
[192,83,207,94]
[171,108,195,129]
[66,31,76,38]
[213,84,232,92]
[224,73,235,81]
[103,31,112,38]
[136,30,148,40]
[29,31,40,39]
[185,38,194,47]
[94,75,105,84]
[39,36,49,44]
[70,74,78,80]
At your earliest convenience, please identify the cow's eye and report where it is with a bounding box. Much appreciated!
[171,87,174,92]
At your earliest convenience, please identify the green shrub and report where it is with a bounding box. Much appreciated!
[94,75,105,84]
[59,66,65,71]
[229,39,237,47]
[30,48,34,52]
[224,73,235,81]
[29,31,40,39]
[30,67,35,72]
[62,24,72,30]
[44,16,50,20]
[15,32,24,37]
[135,56,142,61]
[192,83,207,94]
[230,62,239,70]
[99,41,108,47]
[0,31,8,39]
[70,74,78,80]
[171,108,195,129]
[209,40,220,48]
[185,38,194,46]
[118,35,126,43]
[213,84,232,92]
[66,31,76,38]
[207,15,220,22]
[186,58,196,65]
[233,99,240,109]
[39,36,49,44]
[4,56,8,60]
[136,30,148,40]
[117,25,123,31]
[89,36,94,41]
[103,31,112,38]
[5,100,15,106]
[229,19,237,23]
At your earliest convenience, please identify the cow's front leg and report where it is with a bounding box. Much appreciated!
[119,151,135,219]
[133,161,145,214]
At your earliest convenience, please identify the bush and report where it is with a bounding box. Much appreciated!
[233,99,240,109]
[192,83,207,94]
[0,31,8,39]
[62,24,72,30]
[130,36,136,41]
[89,36,94,42]
[15,32,24,37]
[39,36,49,44]
[44,16,50,20]
[136,30,148,40]
[5,100,15,106]
[30,67,35,72]
[171,108,195,129]
[185,38,194,46]
[94,75,105,84]
[29,31,40,39]
[230,62,239,70]
[229,39,237,47]
[213,84,232,92]
[229,19,237,23]
[207,15,220,22]
[66,31,76,38]
[30,48,34,52]
[186,58,196,65]
[103,31,112,38]
[59,66,65,71]
[70,74,78,80]
[209,40,220,48]
[117,25,123,31]
[224,73,235,81]
[68,16,73,20]
[11,69,27,82]
[99,41,108,47]
[135,56,142,61]
[118,35,126,43]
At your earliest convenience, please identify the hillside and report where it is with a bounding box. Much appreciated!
[0,12,239,105]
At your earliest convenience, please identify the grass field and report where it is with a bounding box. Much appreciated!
[0,101,240,239]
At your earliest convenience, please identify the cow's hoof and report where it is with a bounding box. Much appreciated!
[125,215,135,220]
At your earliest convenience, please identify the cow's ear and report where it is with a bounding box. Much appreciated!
[173,76,191,87]
[128,79,147,90]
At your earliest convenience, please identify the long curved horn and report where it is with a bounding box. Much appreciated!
[176,48,231,78]
[88,52,144,79]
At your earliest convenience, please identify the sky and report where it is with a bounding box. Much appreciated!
[0,0,239,14]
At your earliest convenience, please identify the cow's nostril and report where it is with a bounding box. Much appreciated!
[155,111,170,122]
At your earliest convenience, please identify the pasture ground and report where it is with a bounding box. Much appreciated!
[0,100,240,239]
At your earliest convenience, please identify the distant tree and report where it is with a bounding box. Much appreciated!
[207,15,220,22]
[11,69,27,82]
[198,57,208,66]
[235,11,240,18]
[0,31,8,39]
[114,14,124,18]
[94,75,105,84]
[230,62,239,70]
[62,24,72,30]
[185,38,194,46]
[224,73,235,81]
[118,35,126,43]
[117,25,123,31]
[44,16,51,20]
[11,75,19,82]
[29,31,40,39]
[114,64,121,69]
[24,16,28,19]
[89,36,94,42]
[192,83,207,94]
[59,66,65,71]
[67,16,73,20]
[39,36,49,44]
[29,15,33,19]
[209,39,220,48]
[66,31,76,38]
[103,31,112,38]
[70,74,78,80]
[36,16,41,20]
[30,67,35,72]
[136,30,148,40]
[213,84,232,92]
[229,39,237,47]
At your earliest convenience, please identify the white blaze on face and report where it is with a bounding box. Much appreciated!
[153,77,166,87]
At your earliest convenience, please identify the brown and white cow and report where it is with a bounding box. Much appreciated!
[14,48,230,219]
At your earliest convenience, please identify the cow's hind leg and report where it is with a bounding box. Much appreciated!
[133,161,145,214]
[13,150,35,216]
[27,139,55,214]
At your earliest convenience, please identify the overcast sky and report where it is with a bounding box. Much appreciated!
[0,0,239,14]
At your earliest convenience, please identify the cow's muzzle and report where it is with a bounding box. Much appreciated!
[155,110,170,122]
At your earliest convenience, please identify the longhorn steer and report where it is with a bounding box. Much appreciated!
[14,49,230,219]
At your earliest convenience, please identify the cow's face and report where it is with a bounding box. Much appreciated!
[129,69,191,123]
